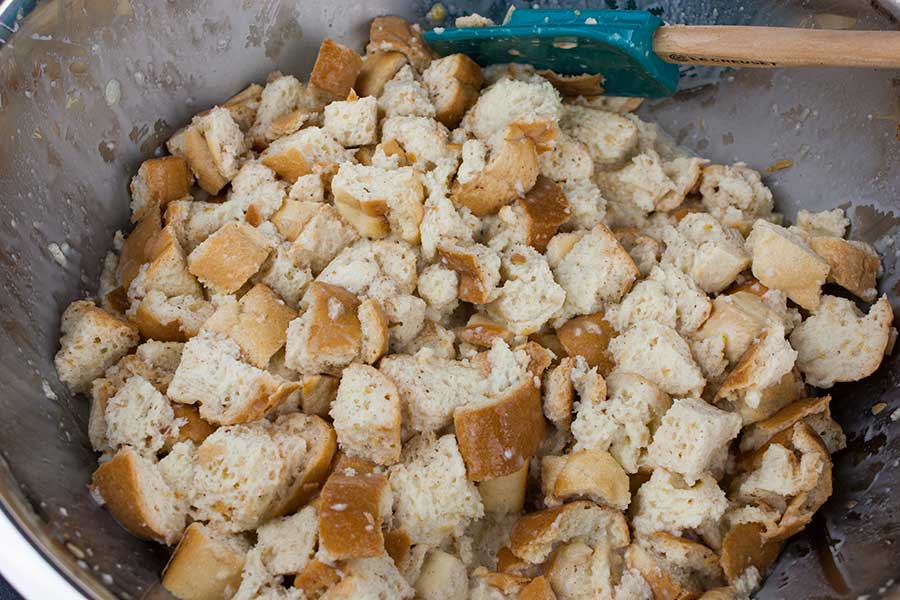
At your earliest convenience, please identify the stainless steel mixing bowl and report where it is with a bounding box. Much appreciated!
[0,0,898,598]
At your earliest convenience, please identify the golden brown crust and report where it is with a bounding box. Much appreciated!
[318,457,389,560]
[266,415,338,519]
[355,51,408,98]
[454,378,546,481]
[310,39,364,99]
[537,70,605,97]
[164,404,216,451]
[222,83,263,130]
[719,522,781,584]
[477,465,528,514]
[384,529,412,565]
[302,374,341,416]
[118,210,163,289]
[359,298,390,364]
[497,546,532,575]
[162,523,246,600]
[187,222,270,294]
[437,242,496,305]
[625,533,721,600]
[451,126,540,217]
[204,283,297,368]
[181,126,229,195]
[367,16,436,72]
[551,449,631,510]
[810,236,880,301]
[460,313,513,348]
[260,144,312,183]
[517,575,557,600]
[90,448,174,544]
[740,395,832,453]
[129,299,186,343]
[433,54,484,129]
[304,282,363,370]
[555,312,617,376]
[517,176,570,252]
[294,559,342,598]
[132,156,193,223]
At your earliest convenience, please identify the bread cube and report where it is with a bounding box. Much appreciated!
[463,78,562,144]
[795,208,849,238]
[358,298,389,364]
[191,107,247,182]
[714,325,798,424]
[381,115,459,176]
[508,501,630,564]
[253,244,312,309]
[332,163,425,244]
[389,433,483,546]
[288,203,360,275]
[597,151,676,213]
[366,16,435,72]
[284,282,362,375]
[631,469,727,536]
[625,533,724,600]
[317,556,414,600]
[379,65,436,118]
[555,312,618,376]
[228,161,287,225]
[128,291,213,342]
[162,522,249,600]
[190,414,308,531]
[648,398,742,485]
[419,192,479,260]
[437,240,502,305]
[309,39,363,98]
[740,395,845,455]
[318,456,392,560]
[104,375,179,456]
[542,449,631,511]
[451,126,540,217]
[331,364,401,465]
[561,105,638,166]
[699,164,775,235]
[561,178,607,232]
[222,82,263,131]
[247,75,304,146]
[260,127,354,183]
[293,560,341,598]
[809,236,881,302]
[168,332,299,425]
[608,278,678,333]
[324,94,378,147]
[538,132,594,182]
[55,300,140,392]
[695,291,788,365]
[789,295,893,388]
[414,549,468,600]
[90,447,186,544]
[422,54,483,129]
[553,224,640,322]
[417,264,459,316]
[663,212,751,293]
[129,238,203,299]
[488,245,565,336]
[611,320,706,397]
[129,156,192,223]
[188,222,270,294]
[204,283,297,368]
[355,50,408,98]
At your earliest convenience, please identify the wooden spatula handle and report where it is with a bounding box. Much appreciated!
[654,26,900,68]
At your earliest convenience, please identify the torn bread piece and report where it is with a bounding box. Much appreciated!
[222,82,263,131]
[609,321,705,397]
[324,93,378,148]
[488,245,566,336]
[355,50,408,98]
[422,53,483,129]
[128,291,214,343]
[460,313,513,349]
[260,127,354,183]
[187,222,270,294]
[129,156,193,223]
[414,549,469,600]
[331,364,401,466]
[714,325,799,424]
[462,77,563,146]
[809,236,881,302]
[662,212,751,294]
[169,107,246,195]
[745,220,830,310]
[162,522,249,600]
[285,282,362,375]
[553,224,640,323]
[318,456,392,560]
[55,300,140,393]
[451,127,540,217]
[309,39,364,99]
[289,203,360,275]
[647,398,742,485]
[699,164,775,235]
[438,240,502,304]
[366,16,435,72]
[103,374,179,457]
[331,163,425,244]
[555,312,617,376]
[378,65,437,119]
[625,533,725,600]
[795,208,849,239]
[571,371,671,474]
[203,283,297,368]
[560,105,638,166]
[542,357,577,430]
[90,446,186,545]
[631,469,727,537]
[740,395,846,455]
[389,432,484,546]
[542,449,631,511]
[789,294,893,388]
[190,413,310,532]
[538,133,594,182]
[507,500,629,565]
[454,342,550,480]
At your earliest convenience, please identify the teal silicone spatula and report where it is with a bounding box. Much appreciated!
[423,9,900,98]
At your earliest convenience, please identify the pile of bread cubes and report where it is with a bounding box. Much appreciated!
[52,14,895,600]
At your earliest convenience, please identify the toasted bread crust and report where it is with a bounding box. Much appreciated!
[556,312,617,376]
[367,16,435,71]
[162,523,246,600]
[319,456,389,559]
[310,39,364,98]
[517,175,570,252]
[356,51,408,98]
